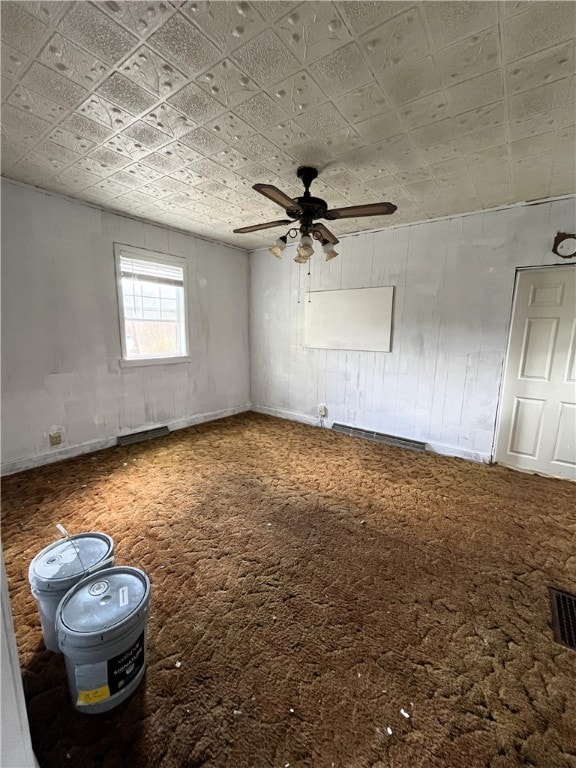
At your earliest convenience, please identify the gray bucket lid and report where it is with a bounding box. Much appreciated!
[57,566,150,645]
[28,533,114,593]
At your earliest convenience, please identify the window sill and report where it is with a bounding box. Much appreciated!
[119,356,191,368]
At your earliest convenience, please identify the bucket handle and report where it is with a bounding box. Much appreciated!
[56,525,114,580]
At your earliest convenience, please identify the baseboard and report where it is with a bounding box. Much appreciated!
[251,405,491,464]
[1,403,252,476]
[425,441,491,464]
[251,404,321,427]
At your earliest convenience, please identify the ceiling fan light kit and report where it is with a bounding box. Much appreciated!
[233,166,397,263]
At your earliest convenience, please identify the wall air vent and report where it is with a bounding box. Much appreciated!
[117,426,169,446]
[331,423,426,452]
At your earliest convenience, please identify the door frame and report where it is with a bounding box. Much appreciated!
[492,262,575,475]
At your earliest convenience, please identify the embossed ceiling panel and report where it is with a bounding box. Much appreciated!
[1,0,574,250]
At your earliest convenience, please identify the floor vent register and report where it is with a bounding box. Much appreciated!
[549,587,576,650]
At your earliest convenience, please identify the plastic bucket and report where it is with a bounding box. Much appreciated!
[56,566,151,714]
[28,533,114,652]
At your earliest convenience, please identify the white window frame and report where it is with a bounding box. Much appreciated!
[114,243,191,367]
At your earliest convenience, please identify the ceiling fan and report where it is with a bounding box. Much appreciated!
[233,166,397,262]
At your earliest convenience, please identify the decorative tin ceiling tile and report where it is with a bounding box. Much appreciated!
[181,1,266,53]
[263,119,313,149]
[289,140,333,166]
[266,70,326,116]
[25,140,81,172]
[336,2,411,36]
[508,108,566,142]
[47,126,96,154]
[116,161,163,183]
[502,2,576,62]
[234,91,287,130]
[155,139,202,165]
[505,42,575,96]
[167,82,224,122]
[91,177,133,196]
[1,44,29,81]
[5,85,68,123]
[0,2,47,56]
[254,2,299,22]
[96,73,158,114]
[59,166,102,189]
[320,126,365,155]
[204,112,255,143]
[179,126,228,155]
[120,46,188,99]
[354,111,404,143]
[396,92,452,130]
[107,169,148,188]
[104,133,154,160]
[195,59,258,107]
[295,101,346,135]
[89,146,133,171]
[231,29,300,86]
[60,112,113,144]
[259,151,300,179]
[435,28,501,87]
[1,103,51,142]
[454,101,506,134]
[510,130,558,159]
[275,3,351,64]
[333,81,388,123]
[234,132,289,162]
[142,104,195,138]
[39,33,110,89]
[378,56,443,106]
[21,62,89,109]
[122,120,170,148]
[98,1,174,36]
[410,118,459,150]
[418,138,463,165]
[24,2,69,25]
[360,7,430,76]
[447,70,503,114]
[147,13,221,75]
[72,155,119,178]
[234,160,277,183]
[509,79,570,122]
[58,3,138,65]
[138,148,183,172]
[459,124,507,153]
[212,145,250,169]
[78,94,134,130]
[423,2,499,50]
[148,175,190,195]
[308,42,372,98]
[169,165,207,186]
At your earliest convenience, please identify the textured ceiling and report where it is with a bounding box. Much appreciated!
[1,1,575,250]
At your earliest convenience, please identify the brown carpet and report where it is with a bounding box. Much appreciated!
[2,412,575,768]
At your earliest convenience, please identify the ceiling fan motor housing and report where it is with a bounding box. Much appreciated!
[287,196,328,221]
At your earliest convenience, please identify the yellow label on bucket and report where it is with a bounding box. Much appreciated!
[77,684,110,706]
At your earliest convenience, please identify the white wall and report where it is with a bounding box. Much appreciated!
[250,198,576,462]
[1,550,39,768]
[1,180,250,474]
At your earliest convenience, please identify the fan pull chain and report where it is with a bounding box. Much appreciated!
[297,263,301,304]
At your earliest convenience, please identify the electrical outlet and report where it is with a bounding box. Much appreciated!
[318,403,328,418]
[347,410,356,422]
[49,431,62,446]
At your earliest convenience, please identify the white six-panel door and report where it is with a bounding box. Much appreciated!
[495,265,576,480]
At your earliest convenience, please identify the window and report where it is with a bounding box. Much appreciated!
[115,245,188,363]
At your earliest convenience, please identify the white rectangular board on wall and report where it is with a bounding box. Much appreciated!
[304,286,394,352]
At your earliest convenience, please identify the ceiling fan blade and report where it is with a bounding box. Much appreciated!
[233,219,292,234]
[313,222,339,245]
[324,201,397,220]
[253,184,301,213]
